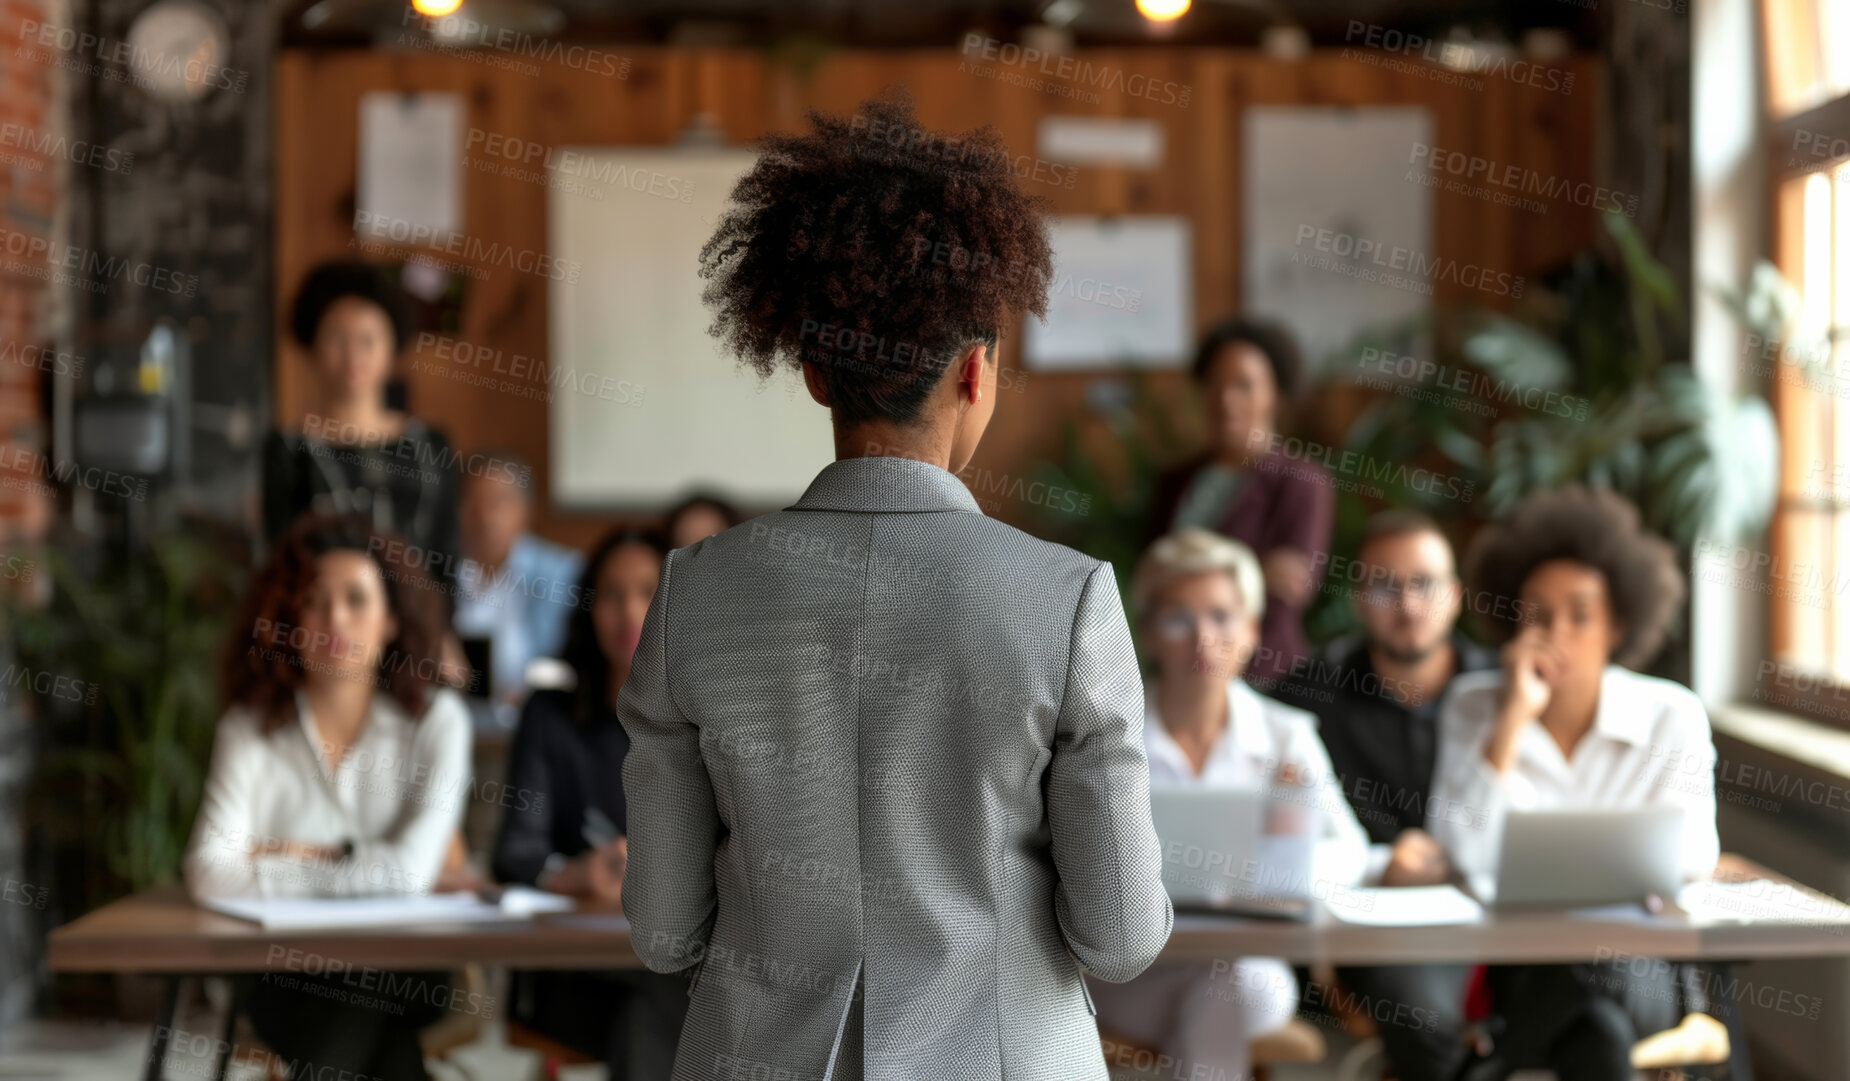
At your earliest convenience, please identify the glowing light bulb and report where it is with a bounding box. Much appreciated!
[412,0,463,16]
[1136,0,1189,21]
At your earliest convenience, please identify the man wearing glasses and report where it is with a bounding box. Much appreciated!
[1274,509,1493,1081]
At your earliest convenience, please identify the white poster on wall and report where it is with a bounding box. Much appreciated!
[1023,216,1191,370]
[357,92,464,240]
[1242,106,1434,374]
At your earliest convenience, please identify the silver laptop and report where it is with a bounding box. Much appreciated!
[1148,785,1318,920]
[1493,807,1685,907]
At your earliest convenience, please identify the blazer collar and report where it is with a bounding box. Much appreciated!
[788,456,982,515]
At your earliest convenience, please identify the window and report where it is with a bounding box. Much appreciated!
[1764,1,1850,718]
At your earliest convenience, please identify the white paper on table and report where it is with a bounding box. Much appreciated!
[1325,885,1485,926]
[496,885,576,916]
[204,891,511,931]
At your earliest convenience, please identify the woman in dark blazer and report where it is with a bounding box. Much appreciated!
[492,527,689,1077]
[263,260,465,604]
[1148,317,1333,685]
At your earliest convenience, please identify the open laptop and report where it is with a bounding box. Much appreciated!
[1147,785,1318,920]
[1493,806,1686,908]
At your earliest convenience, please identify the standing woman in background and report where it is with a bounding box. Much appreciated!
[492,527,690,1077]
[1148,318,1332,685]
[185,514,472,1081]
[264,260,466,605]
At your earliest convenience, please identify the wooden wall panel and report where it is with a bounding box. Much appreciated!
[274,47,1604,550]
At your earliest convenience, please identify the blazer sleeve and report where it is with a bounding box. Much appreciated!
[492,693,560,885]
[1427,684,1517,901]
[183,712,266,900]
[1284,713,1370,891]
[1045,562,1174,983]
[617,550,722,974]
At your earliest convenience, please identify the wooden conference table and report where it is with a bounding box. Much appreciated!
[49,856,1850,1079]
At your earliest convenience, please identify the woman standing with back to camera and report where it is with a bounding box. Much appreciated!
[615,91,1173,1081]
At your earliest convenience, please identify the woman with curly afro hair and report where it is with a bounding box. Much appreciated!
[1427,486,1747,1081]
[614,90,1173,1081]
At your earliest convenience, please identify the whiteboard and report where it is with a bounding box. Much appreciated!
[1022,216,1191,370]
[548,149,834,508]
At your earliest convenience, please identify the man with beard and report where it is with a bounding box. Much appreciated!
[1274,509,1493,1081]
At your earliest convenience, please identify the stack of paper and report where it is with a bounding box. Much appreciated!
[1326,885,1486,927]
[204,888,576,930]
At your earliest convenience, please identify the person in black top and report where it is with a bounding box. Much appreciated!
[1274,509,1492,1081]
[492,527,688,1076]
[263,260,466,608]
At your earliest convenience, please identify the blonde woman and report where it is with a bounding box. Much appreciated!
[1087,528,1367,1080]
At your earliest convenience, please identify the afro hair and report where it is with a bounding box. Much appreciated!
[289,260,414,354]
[697,88,1054,426]
[1463,485,1685,669]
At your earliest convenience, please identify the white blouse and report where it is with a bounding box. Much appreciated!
[1428,665,1720,902]
[183,688,472,899]
[1143,679,1371,891]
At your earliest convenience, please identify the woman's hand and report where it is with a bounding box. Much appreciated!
[1381,828,1449,887]
[438,632,472,689]
[540,837,627,905]
[249,837,343,864]
[1486,627,1560,773]
[1260,548,1315,608]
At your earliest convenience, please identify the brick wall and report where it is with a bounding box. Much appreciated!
[0,0,61,538]
[0,0,57,1030]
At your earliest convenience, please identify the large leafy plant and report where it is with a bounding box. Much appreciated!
[1308,210,1779,643]
[12,531,244,901]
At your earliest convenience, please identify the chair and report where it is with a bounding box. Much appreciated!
[505,1020,599,1079]
[1099,1019,1327,1081]
[418,963,489,1080]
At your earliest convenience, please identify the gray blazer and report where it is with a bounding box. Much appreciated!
[618,455,1173,1081]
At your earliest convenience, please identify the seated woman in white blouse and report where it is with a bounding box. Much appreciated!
[185,514,472,1081]
[1087,529,1367,1081]
[1427,486,1741,1081]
